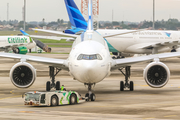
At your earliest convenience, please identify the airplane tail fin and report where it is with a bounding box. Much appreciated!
[64,0,87,30]
[20,30,29,36]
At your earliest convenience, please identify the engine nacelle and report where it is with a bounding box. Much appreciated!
[143,62,170,88]
[13,46,28,54]
[10,62,36,88]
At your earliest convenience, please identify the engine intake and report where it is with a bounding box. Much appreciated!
[143,62,170,88]
[10,62,36,88]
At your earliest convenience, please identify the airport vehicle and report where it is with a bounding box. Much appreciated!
[62,0,180,58]
[24,91,85,106]
[1,0,180,101]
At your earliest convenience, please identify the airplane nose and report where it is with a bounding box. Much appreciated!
[81,61,99,82]
[83,61,96,74]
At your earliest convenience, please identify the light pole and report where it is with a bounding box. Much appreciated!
[24,0,26,31]
[7,3,9,25]
[153,0,155,30]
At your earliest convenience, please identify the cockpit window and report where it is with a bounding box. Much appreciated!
[77,54,102,60]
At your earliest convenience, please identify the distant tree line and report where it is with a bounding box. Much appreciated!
[99,18,180,30]
[0,18,180,31]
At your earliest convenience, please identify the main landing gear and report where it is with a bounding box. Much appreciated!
[46,66,62,91]
[119,66,134,91]
[84,84,96,101]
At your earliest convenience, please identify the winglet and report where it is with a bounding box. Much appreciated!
[20,30,29,36]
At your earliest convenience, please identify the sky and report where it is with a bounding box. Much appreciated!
[0,0,180,22]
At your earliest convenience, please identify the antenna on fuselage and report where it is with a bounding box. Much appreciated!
[87,0,93,31]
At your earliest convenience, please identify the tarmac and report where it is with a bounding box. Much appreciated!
[0,53,180,120]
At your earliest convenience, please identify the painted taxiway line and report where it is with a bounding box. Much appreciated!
[0,104,23,108]
[164,115,177,117]
[0,95,21,100]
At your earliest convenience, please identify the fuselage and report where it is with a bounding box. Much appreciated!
[0,36,36,51]
[97,29,180,54]
[68,30,112,84]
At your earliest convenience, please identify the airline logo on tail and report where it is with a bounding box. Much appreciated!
[64,0,87,30]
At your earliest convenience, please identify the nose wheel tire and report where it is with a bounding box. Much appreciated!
[130,81,134,91]
[56,81,60,90]
[46,81,51,91]
[85,93,89,101]
[90,93,96,101]
[120,81,124,91]
[51,95,58,106]
[85,93,96,101]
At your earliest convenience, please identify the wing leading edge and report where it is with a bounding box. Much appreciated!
[0,53,69,70]
[111,52,180,70]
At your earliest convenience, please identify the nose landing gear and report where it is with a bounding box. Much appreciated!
[46,66,62,91]
[85,84,96,101]
[119,66,134,91]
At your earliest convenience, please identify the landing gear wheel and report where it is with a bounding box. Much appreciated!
[120,81,124,91]
[130,81,134,91]
[70,94,77,105]
[112,56,116,59]
[85,93,89,101]
[171,49,176,52]
[56,81,60,90]
[51,95,58,106]
[46,81,51,91]
[90,93,96,101]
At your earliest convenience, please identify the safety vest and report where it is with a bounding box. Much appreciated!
[61,86,64,91]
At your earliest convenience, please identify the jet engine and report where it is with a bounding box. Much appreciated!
[10,62,36,88]
[13,46,28,54]
[143,62,170,88]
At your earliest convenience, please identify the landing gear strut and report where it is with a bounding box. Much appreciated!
[46,66,61,91]
[85,84,96,101]
[119,66,134,91]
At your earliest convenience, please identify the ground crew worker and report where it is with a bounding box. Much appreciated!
[61,85,66,91]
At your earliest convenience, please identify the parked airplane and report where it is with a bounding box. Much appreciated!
[1,0,180,101]
[0,30,55,54]
[62,0,180,58]
[19,30,74,53]
[0,35,36,54]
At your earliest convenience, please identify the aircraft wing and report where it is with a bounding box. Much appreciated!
[111,52,180,70]
[139,40,180,49]
[29,35,75,41]
[32,29,79,38]
[0,53,68,70]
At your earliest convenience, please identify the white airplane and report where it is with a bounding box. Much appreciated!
[0,35,36,54]
[98,29,180,57]
[0,30,59,54]
[59,0,180,58]
[0,0,180,101]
